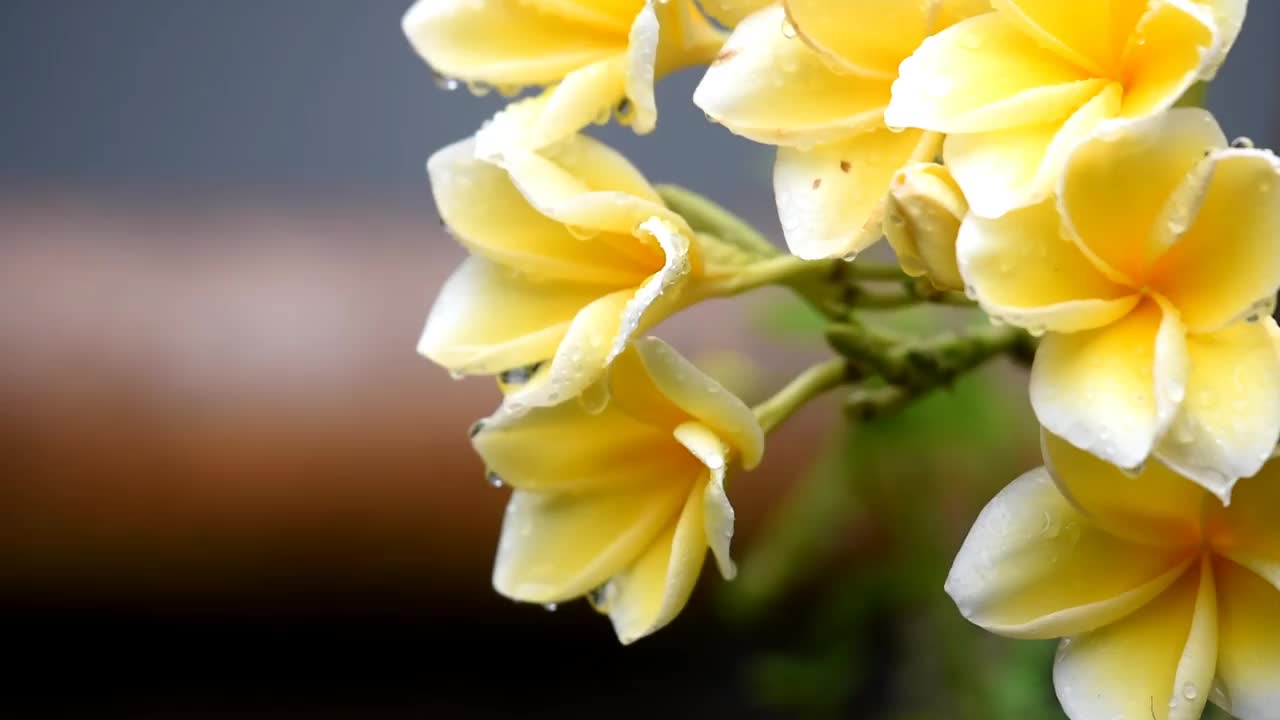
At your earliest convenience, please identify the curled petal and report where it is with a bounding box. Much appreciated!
[633,338,764,468]
[1196,0,1246,78]
[1031,297,1188,471]
[947,467,1194,640]
[492,482,691,604]
[693,5,892,147]
[1060,108,1227,285]
[1156,318,1280,503]
[885,161,968,290]
[886,13,1103,134]
[604,475,709,644]
[1212,559,1280,719]
[775,129,937,260]
[1119,0,1219,119]
[947,81,1121,219]
[673,422,736,579]
[956,200,1139,333]
[1042,431,1207,548]
[1053,556,1217,720]
[428,138,654,285]
[1153,148,1280,333]
[403,0,622,86]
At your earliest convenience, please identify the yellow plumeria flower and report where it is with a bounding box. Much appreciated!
[692,1,990,260]
[958,108,1280,499]
[885,0,1245,217]
[884,162,968,291]
[475,337,765,644]
[420,130,704,415]
[949,432,1280,720]
[403,0,723,155]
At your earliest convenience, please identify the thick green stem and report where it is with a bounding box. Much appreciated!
[656,184,780,259]
[753,359,853,434]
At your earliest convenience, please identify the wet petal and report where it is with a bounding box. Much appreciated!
[1207,459,1280,590]
[885,161,968,291]
[775,129,936,260]
[524,0,643,33]
[1059,108,1227,285]
[693,5,892,147]
[418,257,604,374]
[403,0,623,86]
[673,422,736,579]
[990,0,1148,76]
[1212,559,1280,720]
[605,476,709,644]
[633,338,764,468]
[473,395,693,496]
[1042,431,1207,548]
[697,0,773,27]
[475,59,629,156]
[785,0,932,79]
[1119,0,1218,119]
[1054,556,1217,720]
[947,467,1195,639]
[428,138,652,285]
[1156,319,1280,503]
[1031,297,1188,471]
[946,82,1121,218]
[492,481,691,604]
[1153,149,1280,333]
[956,200,1139,333]
[886,13,1104,134]
[1196,0,1246,78]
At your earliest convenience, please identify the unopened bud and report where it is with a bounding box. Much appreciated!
[884,162,967,291]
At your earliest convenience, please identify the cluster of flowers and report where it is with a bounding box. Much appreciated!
[404,1,1280,717]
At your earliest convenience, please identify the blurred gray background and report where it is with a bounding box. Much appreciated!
[4,1,1273,214]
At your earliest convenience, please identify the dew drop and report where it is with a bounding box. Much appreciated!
[1183,682,1198,701]
[780,17,797,39]
[543,602,558,612]
[432,72,460,92]
[486,471,505,488]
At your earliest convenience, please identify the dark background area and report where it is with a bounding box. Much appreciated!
[0,2,1277,717]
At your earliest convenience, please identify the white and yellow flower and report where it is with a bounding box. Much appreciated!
[404,0,723,156]
[693,1,991,260]
[474,337,765,644]
[949,431,1280,720]
[420,129,713,415]
[886,0,1246,217]
[958,108,1280,499]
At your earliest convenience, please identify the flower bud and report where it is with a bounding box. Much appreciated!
[884,162,967,292]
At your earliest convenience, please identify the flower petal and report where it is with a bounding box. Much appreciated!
[1212,559,1280,720]
[1206,459,1280,590]
[693,5,893,147]
[885,161,968,290]
[1042,431,1207,548]
[419,257,604,374]
[956,200,1139,333]
[673,421,736,579]
[886,13,1104,134]
[428,138,653,285]
[1155,318,1280,503]
[775,129,937,260]
[1059,108,1227,285]
[492,481,691,604]
[946,81,1121,218]
[523,0,642,33]
[785,0,932,79]
[1053,555,1217,720]
[947,467,1195,640]
[633,338,764,468]
[473,398,691,496]
[1152,148,1280,333]
[1031,297,1189,471]
[1196,0,1246,78]
[403,0,623,86]
[1119,0,1218,119]
[604,476,709,644]
[989,0,1148,76]
[475,59,630,156]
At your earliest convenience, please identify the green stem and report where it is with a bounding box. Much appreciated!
[753,358,853,434]
[656,184,780,259]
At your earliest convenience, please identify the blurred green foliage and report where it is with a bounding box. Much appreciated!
[727,296,1070,719]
